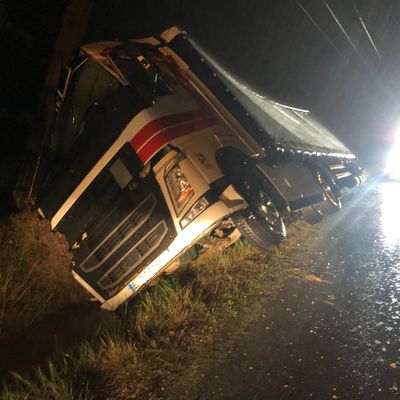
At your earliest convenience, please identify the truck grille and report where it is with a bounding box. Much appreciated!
[80,194,157,272]
[98,220,168,289]
[54,143,176,299]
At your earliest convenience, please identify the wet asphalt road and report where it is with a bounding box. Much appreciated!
[198,182,400,400]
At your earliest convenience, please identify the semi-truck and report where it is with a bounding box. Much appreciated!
[34,27,365,310]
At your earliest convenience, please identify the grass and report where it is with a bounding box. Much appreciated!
[2,362,93,400]
[0,211,85,336]
[0,211,322,399]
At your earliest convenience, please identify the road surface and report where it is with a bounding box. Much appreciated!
[198,182,400,400]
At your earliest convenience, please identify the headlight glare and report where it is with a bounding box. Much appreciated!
[165,164,194,214]
[180,196,209,229]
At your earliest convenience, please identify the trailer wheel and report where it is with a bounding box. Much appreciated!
[316,172,342,215]
[231,166,286,251]
[301,205,324,225]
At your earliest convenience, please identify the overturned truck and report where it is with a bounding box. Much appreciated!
[36,27,364,310]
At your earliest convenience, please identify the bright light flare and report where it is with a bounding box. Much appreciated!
[380,182,400,247]
[385,127,400,181]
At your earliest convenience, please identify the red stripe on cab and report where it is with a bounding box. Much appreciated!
[137,115,218,164]
[130,109,210,152]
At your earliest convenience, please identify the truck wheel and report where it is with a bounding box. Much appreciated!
[316,172,341,215]
[231,168,286,251]
[232,207,285,251]
[316,199,341,216]
[301,205,324,225]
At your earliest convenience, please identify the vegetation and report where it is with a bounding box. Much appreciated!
[0,211,85,335]
[0,210,322,399]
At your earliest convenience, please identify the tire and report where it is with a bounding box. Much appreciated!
[301,170,342,224]
[314,198,341,216]
[301,205,324,225]
[230,163,286,251]
[232,207,286,251]
[316,171,342,215]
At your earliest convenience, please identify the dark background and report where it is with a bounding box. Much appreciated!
[86,0,400,168]
[2,0,400,185]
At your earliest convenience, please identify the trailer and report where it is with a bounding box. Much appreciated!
[35,27,364,310]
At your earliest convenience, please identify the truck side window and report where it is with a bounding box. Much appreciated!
[53,58,121,154]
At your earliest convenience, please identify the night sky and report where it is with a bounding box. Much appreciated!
[3,0,400,169]
[85,0,400,168]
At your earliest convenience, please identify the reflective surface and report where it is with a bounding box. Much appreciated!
[380,182,400,247]
[199,183,400,399]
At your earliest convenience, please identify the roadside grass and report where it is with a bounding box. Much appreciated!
[0,211,85,337]
[0,211,320,399]
[2,362,93,400]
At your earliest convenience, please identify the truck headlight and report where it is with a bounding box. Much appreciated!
[180,196,209,229]
[165,163,194,215]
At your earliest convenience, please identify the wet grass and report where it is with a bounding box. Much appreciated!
[0,211,320,399]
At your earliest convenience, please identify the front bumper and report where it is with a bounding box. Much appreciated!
[94,195,242,310]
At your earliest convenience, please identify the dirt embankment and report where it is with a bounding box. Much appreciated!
[0,211,104,375]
